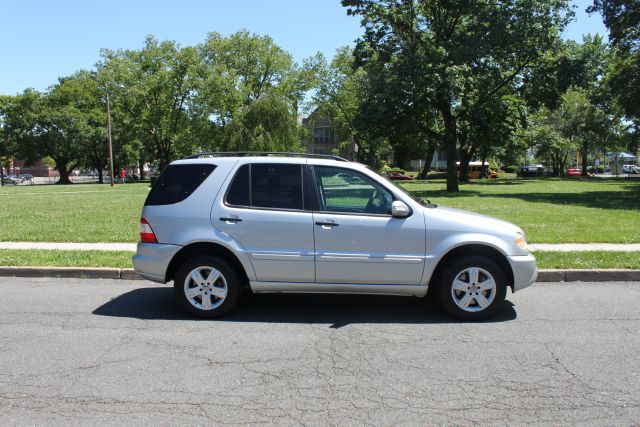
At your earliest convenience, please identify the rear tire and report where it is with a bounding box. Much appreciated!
[437,256,507,321]
[174,256,240,319]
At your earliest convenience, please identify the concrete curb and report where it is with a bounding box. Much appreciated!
[0,267,639,282]
[0,267,143,280]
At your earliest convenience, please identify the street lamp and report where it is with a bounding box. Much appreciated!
[106,93,114,187]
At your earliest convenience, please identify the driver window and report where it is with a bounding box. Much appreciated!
[314,166,393,214]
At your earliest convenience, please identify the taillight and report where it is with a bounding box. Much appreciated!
[139,217,158,243]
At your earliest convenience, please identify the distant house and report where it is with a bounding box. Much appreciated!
[299,114,356,160]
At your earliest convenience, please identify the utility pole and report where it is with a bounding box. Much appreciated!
[106,93,115,187]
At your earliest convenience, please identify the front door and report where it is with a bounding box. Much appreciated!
[311,166,426,285]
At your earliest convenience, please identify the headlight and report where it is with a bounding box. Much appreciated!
[515,233,528,250]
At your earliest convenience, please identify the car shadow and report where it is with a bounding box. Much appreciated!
[92,286,517,327]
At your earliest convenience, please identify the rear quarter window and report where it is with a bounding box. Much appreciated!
[145,164,216,206]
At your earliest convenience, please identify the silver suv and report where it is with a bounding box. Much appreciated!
[133,153,537,320]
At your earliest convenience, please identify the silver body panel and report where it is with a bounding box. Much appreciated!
[313,212,426,285]
[132,242,182,282]
[133,156,538,296]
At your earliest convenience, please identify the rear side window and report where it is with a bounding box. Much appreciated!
[225,163,303,210]
[145,164,216,206]
[226,164,250,206]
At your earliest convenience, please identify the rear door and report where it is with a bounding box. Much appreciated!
[212,161,315,283]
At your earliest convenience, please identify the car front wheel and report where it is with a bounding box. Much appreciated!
[174,256,240,318]
[437,256,507,321]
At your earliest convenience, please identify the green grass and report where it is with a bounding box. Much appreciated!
[0,183,149,242]
[1,177,639,244]
[534,251,640,270]
[399,177,640,243]
[0,249,133,268]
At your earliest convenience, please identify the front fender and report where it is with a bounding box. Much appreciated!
[422,233,513,285]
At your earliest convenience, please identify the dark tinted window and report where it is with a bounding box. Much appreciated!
[145,164,216,206]
[226,164,250,206]
[251,164,303,210]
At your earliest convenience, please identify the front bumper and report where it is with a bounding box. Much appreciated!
[508,254,538,292]
[132,242,182,283]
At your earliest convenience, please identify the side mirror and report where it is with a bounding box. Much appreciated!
[391,200,410,218]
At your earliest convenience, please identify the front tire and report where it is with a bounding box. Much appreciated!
[437,256,507,321]
[174,256,240,318]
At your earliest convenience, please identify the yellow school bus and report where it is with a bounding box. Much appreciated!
[456,161,498,179]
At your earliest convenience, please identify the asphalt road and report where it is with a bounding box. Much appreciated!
[0,278,639,426]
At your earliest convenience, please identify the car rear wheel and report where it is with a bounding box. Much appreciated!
[437,256,507,321]
[174,256,240,318]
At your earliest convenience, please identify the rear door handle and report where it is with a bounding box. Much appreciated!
[220,217,243,223]
[315,221,339,227]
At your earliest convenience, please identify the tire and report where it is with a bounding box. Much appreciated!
[437,255,507,321]
[174,256,240,319]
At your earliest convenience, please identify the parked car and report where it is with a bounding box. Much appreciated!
[133,153,537,321]
[623,165,639,174]
[518,164,548,177]
[2,175,20,185]
[383,171,415,181]
[565,168,593,177]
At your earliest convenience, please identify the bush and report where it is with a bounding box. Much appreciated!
[502,165,518,173]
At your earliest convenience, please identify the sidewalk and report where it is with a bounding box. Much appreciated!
[1,242,640,252]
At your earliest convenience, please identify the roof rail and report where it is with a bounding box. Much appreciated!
[183,152,349,162]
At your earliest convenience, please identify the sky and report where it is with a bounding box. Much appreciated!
[0,0,608,96]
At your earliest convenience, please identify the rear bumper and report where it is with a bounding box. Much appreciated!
[508,254,538,292]
[132,242,182,283]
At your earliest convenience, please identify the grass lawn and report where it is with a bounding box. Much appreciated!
[533,251,640,270]
[0,183,149,242]
[399,177,640,243]
[0,177,638,244]
[0,249,637,270]
[0,249,133,268]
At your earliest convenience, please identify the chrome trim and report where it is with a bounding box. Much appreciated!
[317,254,423,264]
[251,252,314,261]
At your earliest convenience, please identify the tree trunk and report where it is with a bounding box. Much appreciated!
[458,149,470,182]
[581,143,589,176]
[97,167,104,184]
[418,149,435,179]
[438,99,459,192]
[480,148,488,178]
[56,161,73,185]
[139,152,146,180]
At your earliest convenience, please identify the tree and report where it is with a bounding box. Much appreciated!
[312,47,385,165]
[227,93,302,152]
[99,36,200,170]
[197,30,319,151]
[342,0,572,191]
[589,0,640,120]
[55,71,109,183]
[526,112,576,176]
[529,89,616,176]
[0,95,19,182]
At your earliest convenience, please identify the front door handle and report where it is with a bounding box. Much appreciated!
[315,221,339,227]
[220,216,243,223]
